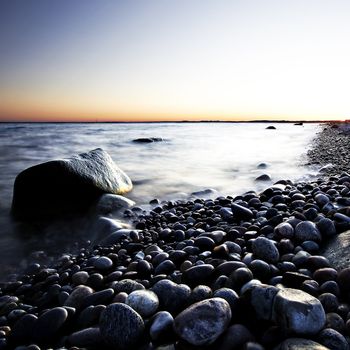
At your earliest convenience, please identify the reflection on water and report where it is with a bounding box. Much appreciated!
[0,122,318,279]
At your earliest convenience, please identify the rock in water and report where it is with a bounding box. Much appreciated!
[133,137,164,143]
[255,174,272,182]
[174,297,231,346]
[96,194,135,215]
[11,148,132,221]
[99,303,145,349]
[272,288,326,335]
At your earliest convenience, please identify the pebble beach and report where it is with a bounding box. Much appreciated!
[1,122,350,349]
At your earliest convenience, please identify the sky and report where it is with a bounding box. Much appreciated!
[0,0,349,122]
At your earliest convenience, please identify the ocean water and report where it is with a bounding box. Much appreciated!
[0,122,319,278]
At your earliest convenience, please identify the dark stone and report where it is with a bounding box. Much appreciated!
[194,236,216,251]
[81,288,115,308]
[11,148,132,220]
[231,203,254,221]
[64,285,94,310]
[213,288,239,310]
[252,237,279,264]
[317,218,337,238]
[77,305,106,329]
[174,298,231,346]
[217,324,255,350]
[33,307,68,342]
[93,256,113,270]
[282,272,312,289]
[99,303,145,349]
[149,311,174,342]
[152,279,191,314]
[318,328,349,350]
[273,288,326,335]
[154,260,176,275]
[313,268,337,284]
[190,285,213,303]
[338,268,350,295]
[11,313,38,343]
[246,283,279,321]
[133,137,164,143]
[68,327,103,348]
[255,174,271,182]
[295,221,321,242]
[113,279,145,294]
[182,264,215,287]
[266,126,276,129]
[319,293,339,313]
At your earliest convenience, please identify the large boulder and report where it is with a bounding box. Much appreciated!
[11,148,132,220]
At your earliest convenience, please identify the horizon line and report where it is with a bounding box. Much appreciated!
[0,119,346,124]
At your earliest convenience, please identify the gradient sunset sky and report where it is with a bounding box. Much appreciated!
[0,0,349,122]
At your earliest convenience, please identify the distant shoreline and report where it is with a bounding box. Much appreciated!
[0,120,340,124]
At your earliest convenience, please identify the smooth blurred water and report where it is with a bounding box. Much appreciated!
[0,122,318,278]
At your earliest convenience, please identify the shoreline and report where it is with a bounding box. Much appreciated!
[1,123,350,349]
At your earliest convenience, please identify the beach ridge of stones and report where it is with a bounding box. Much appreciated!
[3,124,350,349]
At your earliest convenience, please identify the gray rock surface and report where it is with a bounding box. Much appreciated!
[11,148,132,220]
[64,285,94,309]
[321,230,350,270]
[174,297,231,346]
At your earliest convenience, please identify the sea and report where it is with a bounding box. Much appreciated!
[0,122,320,279]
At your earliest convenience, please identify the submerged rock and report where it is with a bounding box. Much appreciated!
[133,137,164,143]
[96,194,135,215]
[11,148,132,221]
[255,174,272,182]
